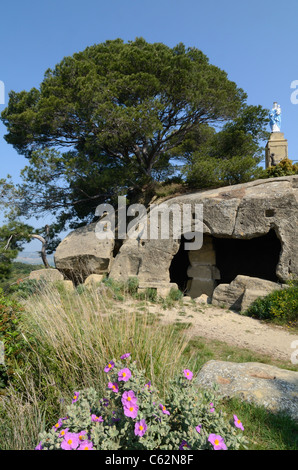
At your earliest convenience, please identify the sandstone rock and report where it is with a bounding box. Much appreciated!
[54,222,114,283]
[195,294,211,304]
[29,268,64,282]
[137,281,179,298]
[196,360,298,421]
[84,274,104,287]
[60,280,75,292]
[212,275,285,311]
[241,288,272,311]
[109,176,298,298]
[210,283,244,310]
[230,275,285,293]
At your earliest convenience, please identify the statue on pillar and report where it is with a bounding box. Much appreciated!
[269,102,281,132]
[265,101,288,168]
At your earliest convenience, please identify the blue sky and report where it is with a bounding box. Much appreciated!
[0,0,298,253]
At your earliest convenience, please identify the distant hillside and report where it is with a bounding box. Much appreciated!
[16,251,55,266]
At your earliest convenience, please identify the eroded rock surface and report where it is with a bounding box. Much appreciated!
[54,222,114,283]
[196,360,298,421]
[109,176,298,297]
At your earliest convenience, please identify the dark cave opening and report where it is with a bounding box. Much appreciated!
[169,236,190,293]
[212,229,281,284]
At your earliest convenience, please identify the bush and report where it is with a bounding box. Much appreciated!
[243,285,298,326]
[262,158,298,178]
[35,355,247,450]
[0,289,27,388]
[8,279,46,299]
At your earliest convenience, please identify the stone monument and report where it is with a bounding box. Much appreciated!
[265,102,288,168]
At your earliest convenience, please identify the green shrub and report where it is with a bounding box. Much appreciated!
[0,289,27,387]
[8,279,46,299]
[262,158,298,178]
[126,277,139,296]
[35,356,247,450]
[167,288,183,302]
[76,284,86,295]
[243,285,298,326]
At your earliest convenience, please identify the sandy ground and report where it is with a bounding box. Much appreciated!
[136,298,298,364]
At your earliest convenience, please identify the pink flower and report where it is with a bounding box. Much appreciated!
[72,391,80,403]
[159,404,170,415]
[104,361,115,373]
[121,353,131,359]
[134,419,147,437]
[61,432,80,450]
[91,414,104,423]
[118,368,131,382]
[121,390,137,407]
[195,425,201,434]
[35,441,43,450]
[183,369,193,380]
[209,402,215,413]
[233,415,244,431]
[78,430,87,441]
[123,403,139,419]
[78,440,94,450]
[58,427,69,438]
[208,434,227,450]
[108,382,119,393]
[52,418,63,431]
[144,381,151,390]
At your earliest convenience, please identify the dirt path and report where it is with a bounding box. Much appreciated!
[142,299,298,364]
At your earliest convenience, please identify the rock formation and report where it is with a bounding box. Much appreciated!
[196,360,298,421]
[54,222,114,283]
[109,175,298,303]
[53,176,298,305]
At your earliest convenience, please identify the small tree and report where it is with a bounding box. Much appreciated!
[0,222,33,282]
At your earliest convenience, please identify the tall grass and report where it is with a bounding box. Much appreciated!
[19,282,190,394]
[0,281,191,449]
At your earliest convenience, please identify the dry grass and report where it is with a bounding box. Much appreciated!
[19,282,190,394]
[0,280,193,449]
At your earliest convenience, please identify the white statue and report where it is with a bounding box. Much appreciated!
[269,102,281,132]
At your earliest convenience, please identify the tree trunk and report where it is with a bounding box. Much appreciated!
[31,232,50,268]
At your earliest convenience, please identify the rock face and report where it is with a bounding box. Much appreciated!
[212,275,287,312]
[109,176,298,298]
[196,360,298,422]
[54,222,114,283]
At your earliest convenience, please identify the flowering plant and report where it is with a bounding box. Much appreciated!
[35,355,247,450]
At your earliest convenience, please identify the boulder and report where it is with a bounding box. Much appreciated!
[84,274,104,287]
[60,280,75,292]
[196,360,298,421]
[212,275,286,311]
[109,176,298,297]
[241,288,272,312]
[29,268,64,282]
[54,222,114,283]
[195,294,211,305]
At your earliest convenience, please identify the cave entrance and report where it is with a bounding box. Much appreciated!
[212,229,281,284]
[169,236,190,293]
[169,229,281,298]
